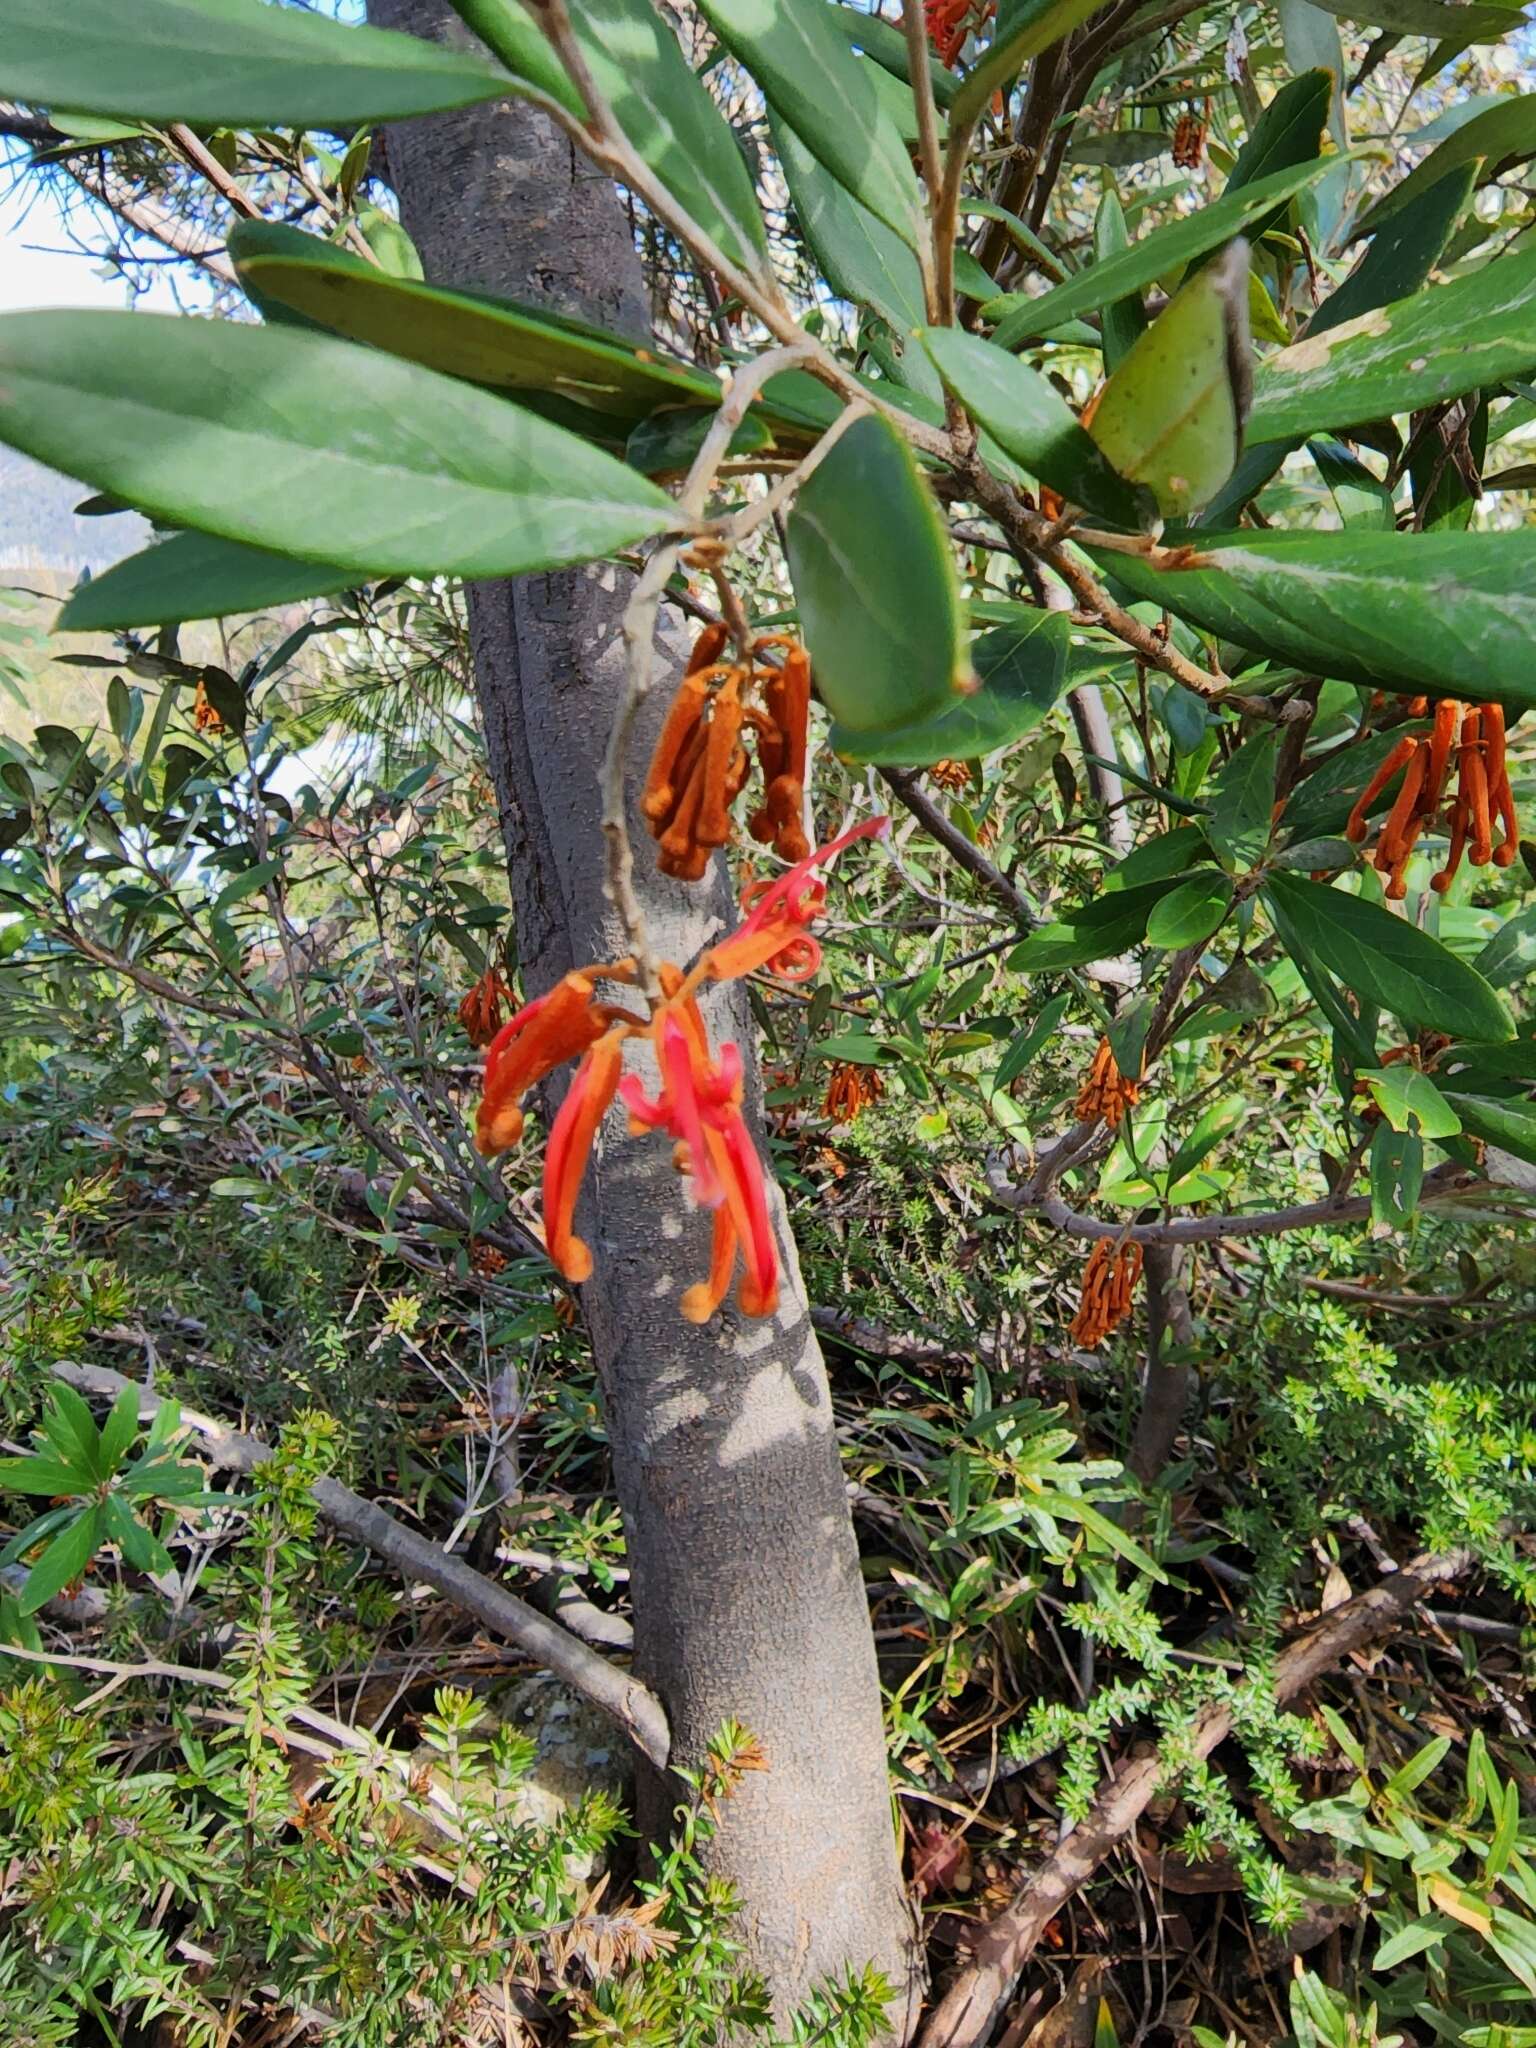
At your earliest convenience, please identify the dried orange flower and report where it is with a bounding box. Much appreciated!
[469,1239,509,1277]
[1069,1239,1143,1348]
[924,0,994,63]
[1345,697,1519,900]
[192,677,223,733]
[475,819,887,1323]
[821,1060,884,1125]
[1075,1036,1141,1129]
[1172,105,1209,169]
[457,966,513,1049]
[641,623,812,883]
[928,758,973,795]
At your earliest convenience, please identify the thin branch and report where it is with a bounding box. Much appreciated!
[167,123,262,219]
[915,1543,1477,2048]
[900,0,947,322]
[52,1358,671,1770]
[880,769,1037,928]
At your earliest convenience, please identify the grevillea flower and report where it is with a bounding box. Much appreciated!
[1069,1239,1143,1348]
[1346,696,1519,899]
[1075,1037,1140,1130]
[457,966,513,1050]
[473,818,889,1321]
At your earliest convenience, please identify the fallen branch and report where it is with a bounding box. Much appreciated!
[914,1542,1476,2048]
[51,1359,670,1771]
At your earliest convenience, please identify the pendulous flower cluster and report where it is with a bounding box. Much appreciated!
[1069,1240,1143,1348]
[642,623,812,882]
[474,820,886,1323]
[1346,696,1520,899]
[1075,1037,1141,1130]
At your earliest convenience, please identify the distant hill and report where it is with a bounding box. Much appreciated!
[0,447,150,576]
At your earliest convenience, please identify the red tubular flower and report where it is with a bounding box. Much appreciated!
[543,1029,625,1283]
[701,816,890,985]
[476,967,635,1156]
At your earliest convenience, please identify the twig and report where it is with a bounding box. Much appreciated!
[51,1358,670,1770]
[880,769,1037,929]
[1128,1244,1194,1487]
[167,123,262,219]
[915,1543,1477,2048]
[900,0,947,322]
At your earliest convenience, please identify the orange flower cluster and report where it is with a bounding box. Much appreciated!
[928,758,974,794]
[475,820,887,1323]
[1075,1037,1141,1129]
[1172,106,1209,169]
[1069,1239,1143,1348]
[193,677,223,734]
[457,966,513,1050]
[642,624,811,882]
[924,0,994,63]
[821,1060,884,1125]
[1345,697,1519,900]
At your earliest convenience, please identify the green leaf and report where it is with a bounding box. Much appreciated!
[1360,1065,1461,1137]
[1145,869,1234,948]
[19,1507,104,1617]
[1310,436,1395,529]
[1307,163,1477,338]
[568,0,769,279]
[1088,241,1252,520]
[0,0,519,127]
[1264,873,1512,1042]
[0,311,675,582]
[0,1454,91,1497]
[786,413,968,734]
[949,0,1103,127]
[813,1031,890,1064]
[104,1495,174,1577]
[625,404,774,478]
[443,0,584,113]
[1373,1916,1449,1971]
[1475,903,1536,988]
[213,858,283,913]
[61,532,360,632]
[830,609,1069,765]
[1356,95,1536,237]
[696,0,922,247]
[229,221,719,421]
[1090,530,1536,709]
[1033,1489,1169,1582]
[1009,877,1187,971]
[1094,191,1147,375]
[819,3,961,110]
[1219,68,1332,242]
[995,992,1071,1088]
[1203,729,1278,872]
[39,1385,104,1482]
[98,1387,142,1475]
[920,326,1152,529]
[1442,1092,1536,1168]
[774,119,926,334]
[986,159,1332,348]
[1249,242,1536,443]
[1304,0,1514,42]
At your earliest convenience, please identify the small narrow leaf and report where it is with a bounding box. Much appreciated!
[1356,94,1536,236]
[775,119,926,334]
[1203,729,1279,872]
[19,1508,104,1617]
[1094,191,1147,374]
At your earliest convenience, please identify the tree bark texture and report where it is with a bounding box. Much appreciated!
[366,4,918,2020]
[1128,1245,1196,1488]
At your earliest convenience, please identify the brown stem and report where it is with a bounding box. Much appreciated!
[880,768,1038,928]
[1128,1243,1195,1486]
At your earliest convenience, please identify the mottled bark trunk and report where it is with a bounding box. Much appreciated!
[367,4,918,2021]
[1128,1244,1195,1488]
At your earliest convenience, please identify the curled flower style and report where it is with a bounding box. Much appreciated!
[473,818,889,1321]
[641,625,813,883]
[1075,1036,1141,1130]
[1345,697,1520,899]
[1069,1240,1143,1348]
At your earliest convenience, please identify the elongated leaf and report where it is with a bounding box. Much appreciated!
[820,2,962,109]
[1305,0,1514,40]
[949,0,1103,127]
[1091,529,1536,709]
[995,992,1072,1087]
[986,158,1332,348]
[774,119,926,333]
[61,532,360,631]
[1443,1092,1536,1168]
[830,610,1069,764]
[569,0,769,278]
[1370,1120,1424,1226]
[1356,94,1536,236]
[1145,869,1234,947]
[1088,242,1252,519]
[1249,242,1536,442]
[787,414,968,733]
[0,311,675,581]
[696,0,922,247]
[0,0,519,127]
[1360,1065,1461,1136]
[1219,69,1332,244]
[920,327,1151,529]
[625,404,773,477]
[19,1507,104,1617]
[1203,728,1278,871]
[1009,877,1187,971]
[1094,192,1147,374]
[445,0,584,112]
[1475,903,1536,988]
[1307,163,1476,337]
[1264,873,1512,1042]
[0,1455,90,1498]
[229,222,718,421]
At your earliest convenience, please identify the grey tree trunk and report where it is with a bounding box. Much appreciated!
[367,3,918,2022]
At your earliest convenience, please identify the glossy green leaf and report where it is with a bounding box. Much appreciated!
[1219,69,1332,245]
[1249,242,1536,442]
[995,992,1072,1087]
[1203,729,1279,872]
[1370,1119,1424,1226]
[1310,438,1395,529]
[445,0,585,113]
[1442,1092,1536,1168]
[1360,1065,1462,1137]
[696,0,922,247]
[1145,869,1234,948]
[1307,163,1477,337]
[229,222,718,421]
[1090,529,1536,709]
[61,532,360,631]
[986,158,1332,348]
[1008,877,1187,971]
[920,326,1152,529]
[0,311,676,581]
[1088,241,1252,519]
[19,1507,103,1617]
[1475,903,1536,988]
[0,1455,89,1498]
[0,0,519,127]
[569,0,769,278]
[1264,873,1512,1042]
[949,0,1103,127]
[98,1387,142,1475]
[829,610,1069,765]
[787,414,968,734]
[625,405,773,478]
[820,3,961,109]
[1094,191,1147,374]
[1305,0,1514,41]
[1356,94,1536,237]
[774,118,926,333]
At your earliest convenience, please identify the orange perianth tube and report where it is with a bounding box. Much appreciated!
[1375,741,1428,870]
[773,648,811,791]
[542,1029,624,1284]
[1495,769,1520,868]
[687,621,731,676]
[641,669,709,826]
[695,672,746,849]
[1424,698,1463,811]
[477,972,605,1157]
[1432,793,1469,894]
[1345,737,1418,845]
[1463,714,1493,867]
[681,1204,738,1325]
[1482,702,1508,801]
[657,751,711,880]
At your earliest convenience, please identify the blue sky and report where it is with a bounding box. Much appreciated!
[0,171,181,314]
